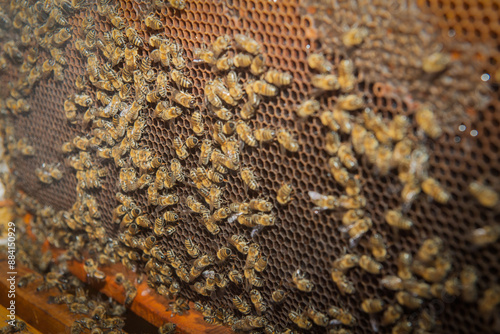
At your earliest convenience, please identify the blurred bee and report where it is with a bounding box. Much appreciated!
[289,311,312,330]
[199,140,213,165]
[332,108,352,134]
[145,14,163,29]
[254,128,275,144]
[460,265,478,302]
[154,101,183,121]
[236,121,257,147]
[396,291,422,309]
[416,237,442,263]
[343,27,369,47]
[325,131,340,155]
[309,191,338,211]
[296,99,320,118]
[233,295,251,314]
[264,69,292,86]
[469,181,499,208]
[213,79,237,105]
[229,235,249,254]
[415,107,442,139]
[328,306,357,326]
[307,53,333,73]
[338,143,358,170]
[388,115,409,142]
[190,111,205,135]
[361,298,384,313]
[380,305,403,326]
[125,27,143,47]
[397,252,413,280]
[225,71,243,100]
[53,28,72,46]
[333,254,359,272]
[277,129,299,152]
[343,217,372,248]
[470,224,500,247]
[338,59,356,92]
[369,233,387,261]
[328,157,349,187]
[158,194,179,206]
[422,52,450,73]
[292,269,314,292]
[193,47,216,65]
[421,177,450,204]
[306,307,329,327]
[170,69,192,88]
[241,168,259,191]
[234,33,261,54]
[171,88,196,109]
[167,0,186,10]
[215,55,233,71]
[228,269,243,286]
[269,289,287,303]
[359,255,383,275]
[250,54,267,76]
[249,199,273,212]
[341,209,364,226]
[233,52,253,68]
[385,209,413,230]
[74,94,92,107]
[312,74,339,91]
[478,285,500,313]
[337,94,365,111]
[252,80,278,97]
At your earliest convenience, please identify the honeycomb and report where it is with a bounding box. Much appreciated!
[1,0,499,333]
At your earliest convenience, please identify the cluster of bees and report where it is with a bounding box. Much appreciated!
[0,0,499,333]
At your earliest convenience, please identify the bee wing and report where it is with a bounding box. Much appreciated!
[308,191,327,201]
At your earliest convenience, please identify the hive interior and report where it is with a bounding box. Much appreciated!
[1,0,500,333]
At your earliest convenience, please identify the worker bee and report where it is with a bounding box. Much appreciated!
[343,217,372,248]
[333,254,359,272]
[397,252,413,280]
[468,181,499,208]
[158,194,179,206]
[311,74,340,91]
[422,52,450,73]
[415,107,442,139]
[421,177,450,204]
[380,275,404,291]
[470,224,500,247]
[325,131,340,155]
[241,168,259,191]
[252,80,278,97]
[328,157,349,187]
[359,255,383,275]
[211,34,231,57]
[236,121,257,147]
[248,198,273,212]
[296,99,320,118]
[337,94,365,111]
[125,27,143,47]
[215,247,231,262]
[396,291,422,309]
[341,209,364,226]
[337,59,356,91]
[289,311,312,330]
[331,108,352,134]
[170,69,192,88]
[385,209,413,230]
[194,47,216,65]
[145,14,163,29]
[228,269,243,286]
[380,305,403,326]
[369,233,387,261]
[277,129,299,152]
[460,265,478,302]
[234,33,261,55]
[249,289,267,315]
[478,285,500,313]
[338,143,358,170]
[254,128,275,143]
[53,27,72,45]
[416,237,442,263]
[361,298,384,314]
[264,69,292,87]
[307,53,333,73]
[190,112,205,135]
[250,54,267,76]
[343,26,369,47]
[309,191,338,211]
[305,307,329,327]
[292,269,314,292]
[229,235,249,254]
[233,295,251,314]
[215,55,233,71]
[233,52,253,68]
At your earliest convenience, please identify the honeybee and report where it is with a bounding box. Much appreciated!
[415,107,442,139]
[248,199,273,212]
[215,55,234,71]
[333,254,359,272]
[236,121,257,147]
[125,27,143,47]
[264,69,292,87]
[158,194,179,206]
[229,235,249,254]
[306,307,329,327]
[269,289,287,303]
[385,209,413,230]
[254,128,275,143]
[345,217,372,247]
[330,268,355,295]
[369,233,387,261]
[396,291,422,309]
[234,34,261,55]
[295,99,321,120]
[307,53,332,73]
[214,107,233,120]
[328,306,357,326]
[154,101,183,121]
[311,74,340,91]
[380,305,403,326]
[228,269,243,285]
[171,88,196,109]
[331,108,352,134]
[53,27,72,45]
[233,52,253,68]
[211,149,239,170]
[359,255,383,274]
[211,34,231,57]
[337,143,358,170]
[190,112,205,135]
[478,285,500,313]
[292,269,314,292]
[145,14,163,29]
[241,168,259,191]
[343,26,369,47]
[468,181,499,208]
[341,209,364,226]
[460,265,478,302]
[277,129,299,152]
[380,275,404,291]
[233,295,251,314]
[416,237,442,263]
[470,224,500,247]
[361,298,384,314]
[170,69,192,88]
[328,157,350,187]
[216,247,232,262]
[289,311,312,330]
[250,54,267,76]
[309,191,338,211]
[252,80,278,97]
[249,289,267,315]
[422,52,450,73]
[193,47,216,65]
[422,177,450,204]
[325,131,340,155]
[397,252,413,280]
[199,139,213,165]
